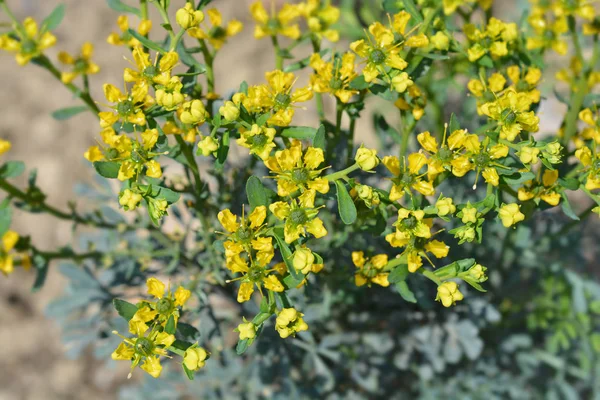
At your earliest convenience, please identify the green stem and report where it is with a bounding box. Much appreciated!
[140,0,148,20]
[35,249,102,261]
[174,135,203,194]
[0,177,125,230]
[37,56,100,115]
[346,116,356,165]
[198,39,215,107]
[562,35,599,146]
[170,29,186,51]
[419,268,443,285]
[153,2,175,41]
[326,163,360,181]
[271,36,283,70]
[399,111,416,159]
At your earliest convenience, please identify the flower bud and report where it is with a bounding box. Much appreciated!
[436,197,456,216]
[119,189,142,211]
[293,247,315,274]
[197,136,219,156]
[430,31,449,50]
[355,147,380,171]
[183,346,208,371]
[219,101,240,121]
[498,203,525,228]
[176,3,205,30]
[237,319,256,341]
[436,281,464,307]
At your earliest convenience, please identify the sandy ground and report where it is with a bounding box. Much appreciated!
[0,0,282,398]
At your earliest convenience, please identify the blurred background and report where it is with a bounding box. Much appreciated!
[0,0,592,399]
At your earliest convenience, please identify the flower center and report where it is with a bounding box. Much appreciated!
[274,93,291,110]
[117,100,134,116]
[369,49,386,65]
[501,109,517,124]
[134,337,154,357]
[249,133,268,147]
[156,298,173,314]
[290,208,308,224]
[402,215,417,229]
[143,65,158,78]
[209,26,226,39]
[329,78,343,90]
[437,147,453,162]
[291,168,310,184]
[236,227,252,242]
[474,153,490,168]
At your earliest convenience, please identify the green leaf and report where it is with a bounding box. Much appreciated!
[51,106,88,120]
[165,314,176,334]
[558,178,579,191]
[177,322,200,341]
[113,299,138,321]
[138,184,181,204]
[93,161,120,179]
[41,4,65,32]
[106,0,142,17]
[388,264,409,284]
[478,55,494,68]
[414,52,450,60]
[0,204,12,236]
[395,281,417,303]
[463,278,487,293]
[335,181,357,225]
[313,124,326,150]
[215,130,230,170]
[349,75,369,90]
[246,176,268,210]
[448,113,460,133]
[273,230,303,282]
[280,126,318,140]
[502,171,536,186]
[0,161,25,179]
[127,29,165,54]
[402,0,423,22]
[560,193,579,220]
[31,255,48,292]
[182,363,195,380]
[177,41,206,71]
[236,339,250,355]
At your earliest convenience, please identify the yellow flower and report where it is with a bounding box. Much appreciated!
[498,203,525,228]
[461,203,478,224]
[174,287,191,307]
[250,1,301,40]
[386,208,431,247]
[436,282,464,307]
[0,231,19,276]
[237,124,276,160]
[179,99,209,125]
[2,17,56,65]
[100,83,148,128]
[310,52,358,103]
[219,101,240,121]
[275,308,309,338]
[355,147,379,171]
[107,15,152,47]
[183,346,208,371]
[188,8,243,49]
[430,31,450,50]
[125,48,178,88]
[111,328,175,379]
[518,146,540,165]
[383,153,434,199]
[480,89,539,141]
[265,140,329,196]
[155,76,185,111]
[0,140,11,156]
[436,196,456,216]
[352,251,389,287]
[391,72,414,93]
[197,136,220,157]
[237,319,257,340]
[147,277,166,299]
[299,0,340,41]
[354,184,380,208]
[119,189,143,211]
[464,17,518,62]
[58,42,100,84]
[269,190,327,243]
[176,3,204,29]
[293,247,315,275]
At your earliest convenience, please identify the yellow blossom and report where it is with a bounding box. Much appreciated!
[436,281,464,307]
[498,203,525,228]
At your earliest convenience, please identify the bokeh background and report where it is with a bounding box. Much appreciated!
[0,0,592,399]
